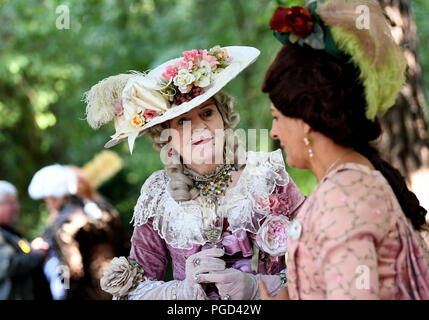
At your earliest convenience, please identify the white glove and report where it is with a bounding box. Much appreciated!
[199,268,286,300]
[198,268,257,300]
[180,247,226,299]
[127,247,226,300]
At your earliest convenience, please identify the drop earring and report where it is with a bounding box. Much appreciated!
[304,137,314,158]
[168,148,174,157]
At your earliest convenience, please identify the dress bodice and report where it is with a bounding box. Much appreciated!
[128,149,306,299]
[131,149,304,250]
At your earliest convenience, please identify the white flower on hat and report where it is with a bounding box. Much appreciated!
[109,112,145,154]
[193,60,213,88]
[173,69,196,93]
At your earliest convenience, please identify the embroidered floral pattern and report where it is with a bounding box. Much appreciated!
[287,163,429,300]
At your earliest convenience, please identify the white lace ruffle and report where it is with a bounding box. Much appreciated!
[131,149,290,250]
[126,280,166,300]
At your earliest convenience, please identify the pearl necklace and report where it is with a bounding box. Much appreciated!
[323,150,354,178]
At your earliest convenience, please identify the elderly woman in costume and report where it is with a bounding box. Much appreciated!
[259,0,429,300]
[87,46,305,300]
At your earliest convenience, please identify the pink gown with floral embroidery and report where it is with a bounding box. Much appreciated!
[287,162,429,300]
[127,150,306,299]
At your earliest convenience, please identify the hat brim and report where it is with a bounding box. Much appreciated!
[104,46,260,149]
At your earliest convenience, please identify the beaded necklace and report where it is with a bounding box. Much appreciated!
[184,164,237,207]
[184,164,237,244]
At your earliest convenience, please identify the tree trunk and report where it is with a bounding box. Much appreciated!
[377,0,429,219]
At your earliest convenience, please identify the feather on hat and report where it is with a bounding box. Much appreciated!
[270,0,407,120]
[83,46,260,154]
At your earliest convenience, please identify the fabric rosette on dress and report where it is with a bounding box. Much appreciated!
[256,215,291,257]
[253,184,294,258]
[100,256,146,300]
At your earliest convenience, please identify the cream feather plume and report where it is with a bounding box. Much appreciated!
[317,0,396,68]
[82,150,123,189]
[316,0,407,119]
[83,74,135,129]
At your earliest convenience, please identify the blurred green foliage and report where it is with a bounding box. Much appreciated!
[414,0,429,103]
[0,0,427,239]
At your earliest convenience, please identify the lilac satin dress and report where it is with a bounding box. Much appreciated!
[128,150,306,299]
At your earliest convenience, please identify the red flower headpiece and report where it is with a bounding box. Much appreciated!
[270,6,313,39]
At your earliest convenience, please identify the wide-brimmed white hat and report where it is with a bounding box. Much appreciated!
[84,45,260,153]
[28,164,78,200]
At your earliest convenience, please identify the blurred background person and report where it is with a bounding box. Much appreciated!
[68,165,131,299]
[28,164,129,300]
[0,180,51,300]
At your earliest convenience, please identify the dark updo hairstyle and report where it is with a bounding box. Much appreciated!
[262,43,427,230]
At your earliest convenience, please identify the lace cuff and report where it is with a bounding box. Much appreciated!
[127,279,207,300]
[127,280,168,300]
[226,150,292,234]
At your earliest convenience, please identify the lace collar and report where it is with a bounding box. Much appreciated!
[131,149,291,249]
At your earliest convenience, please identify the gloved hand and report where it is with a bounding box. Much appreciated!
[199,268,259,300]
[199,268,286,300]
[179,247,226,299]
[123,248,226,300]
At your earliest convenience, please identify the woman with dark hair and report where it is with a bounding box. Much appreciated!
[259,0,429,299]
